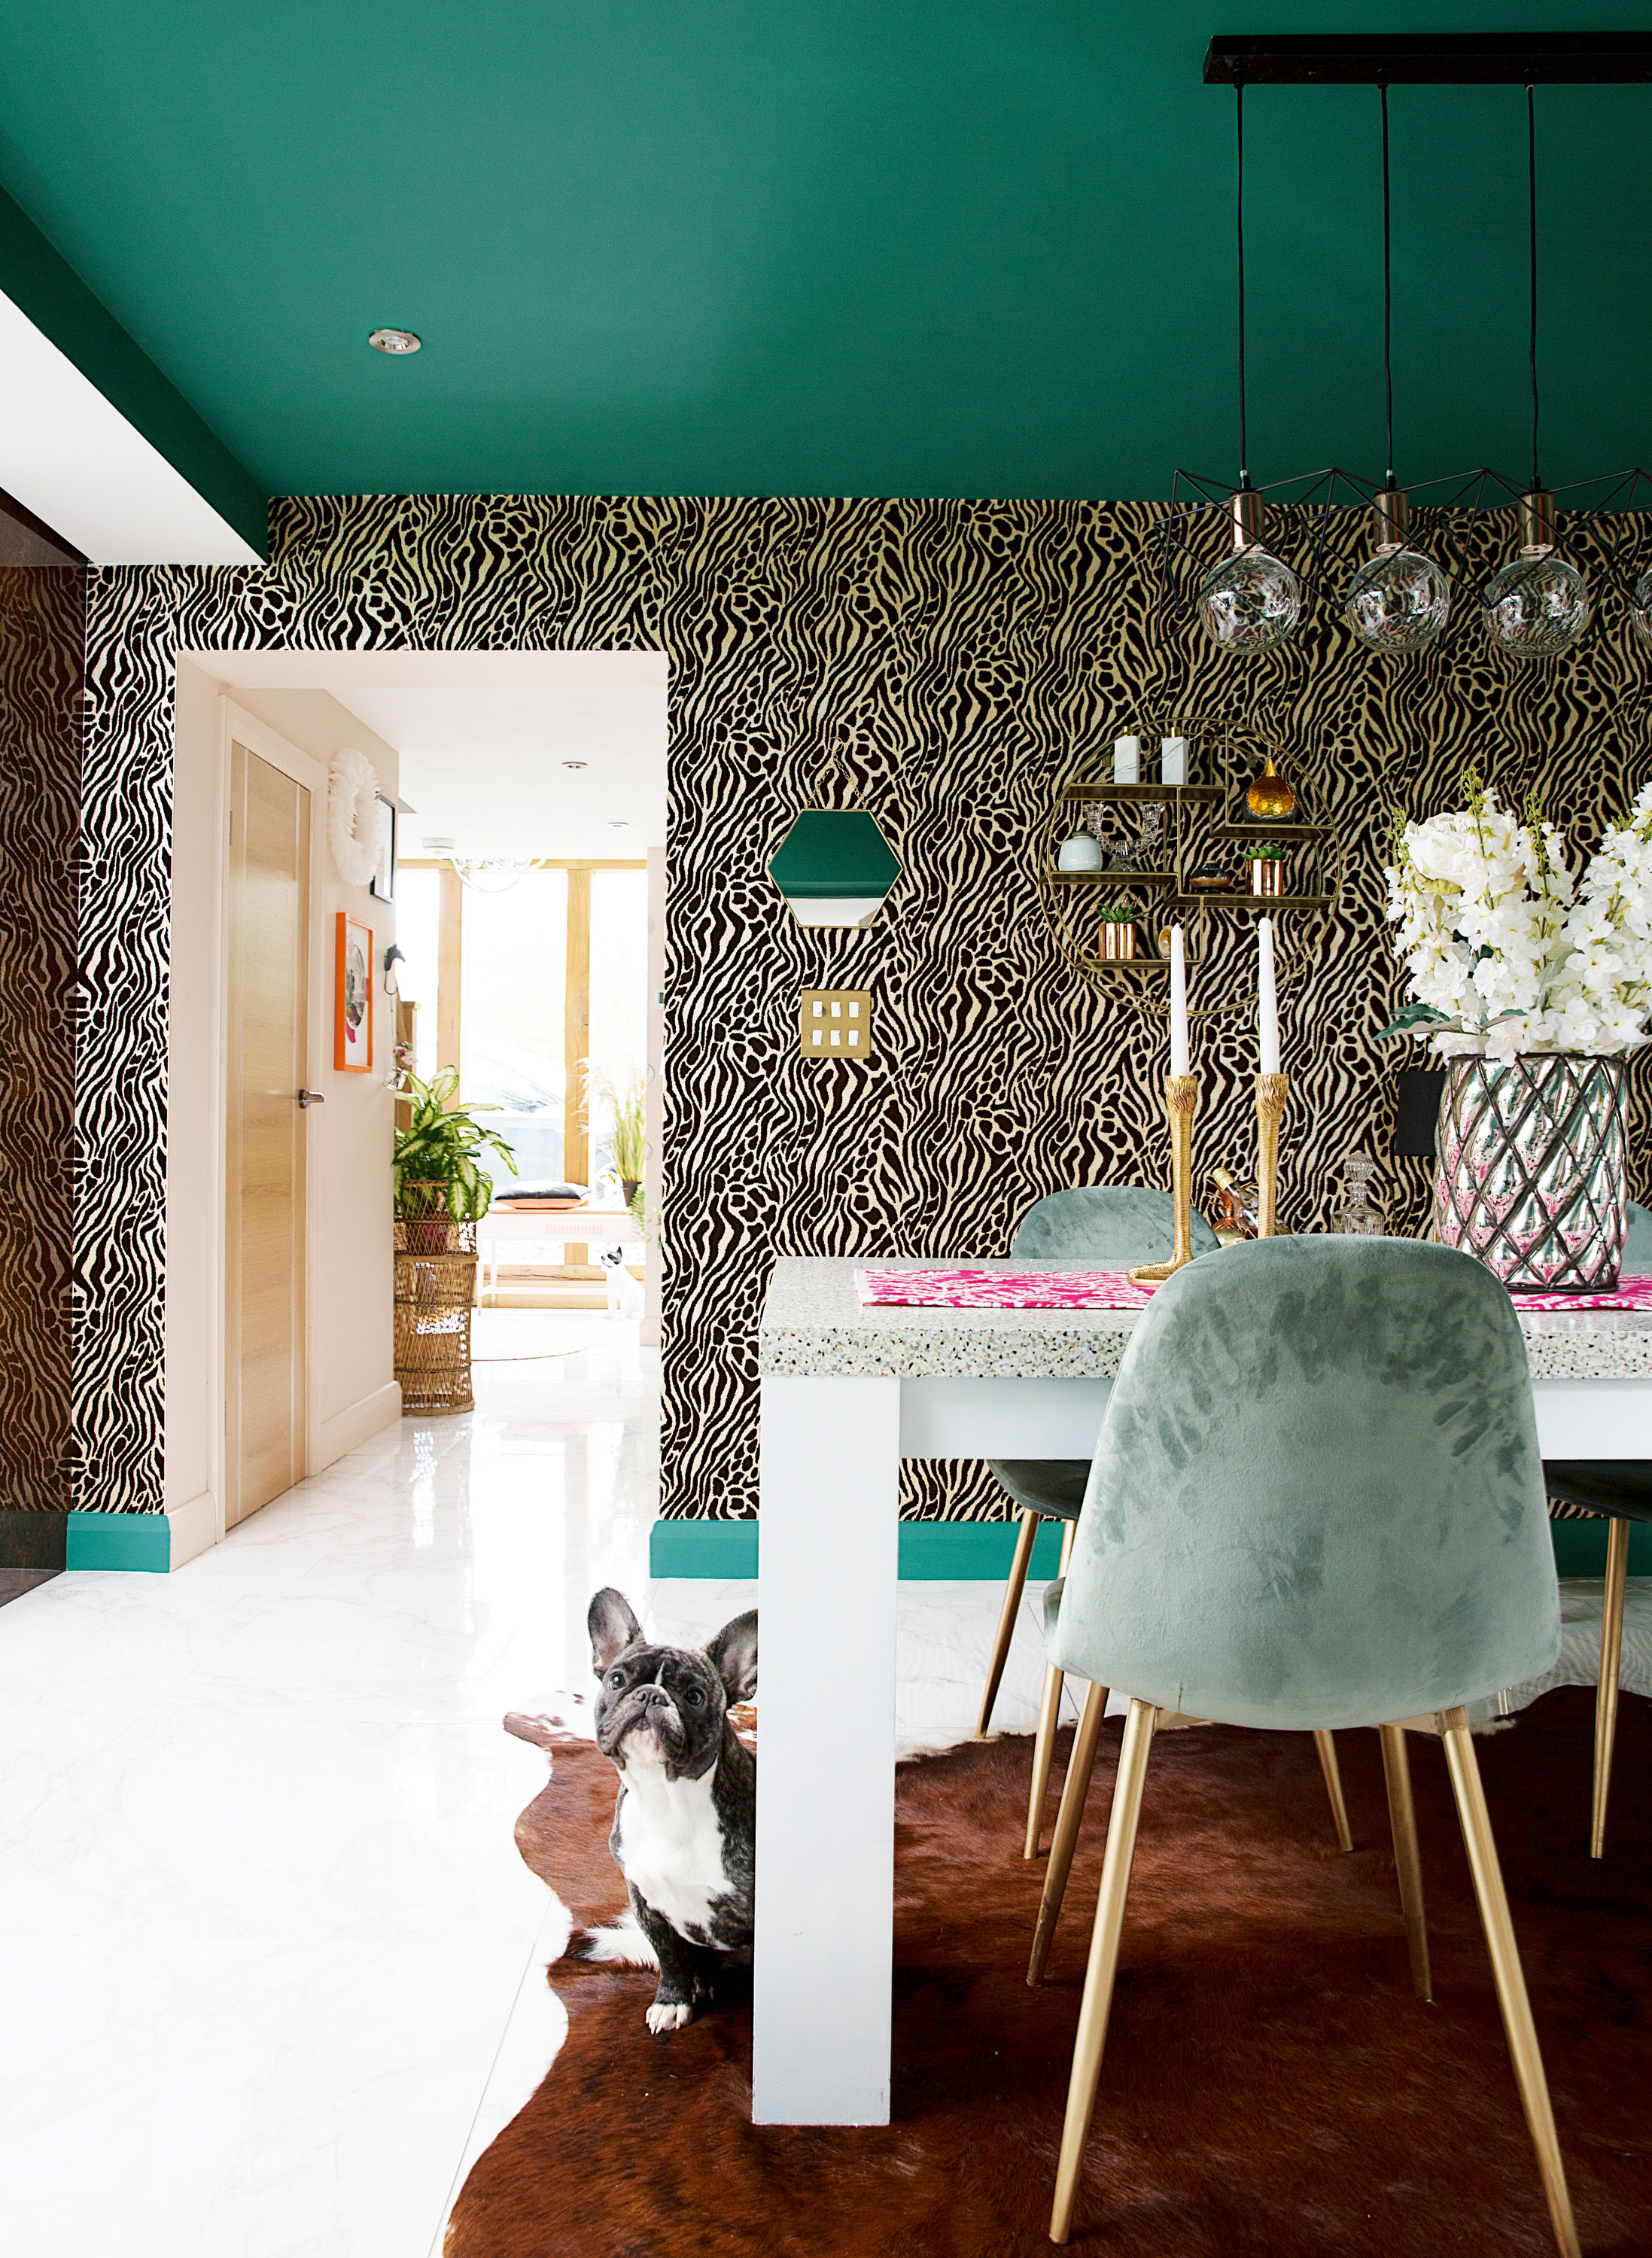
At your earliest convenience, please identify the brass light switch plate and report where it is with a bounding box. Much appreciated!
[800,988,873,1060]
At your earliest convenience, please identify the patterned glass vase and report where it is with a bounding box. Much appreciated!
[1434,1054,1628,1290]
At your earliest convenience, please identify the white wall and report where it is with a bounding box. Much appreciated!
[166,664,401,1548]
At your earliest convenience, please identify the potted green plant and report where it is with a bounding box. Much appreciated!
[1248,842,1288,898]
[591,1067,647,1209]
[392,1067,518,1252]
[1095,904,1139,960]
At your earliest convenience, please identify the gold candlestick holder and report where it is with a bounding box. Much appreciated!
[1255,1072,1290,1237]
[1128,1073,1200,1284]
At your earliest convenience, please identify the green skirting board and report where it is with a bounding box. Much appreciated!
[0,1511,172,1572]
[650,1516,1652,1582]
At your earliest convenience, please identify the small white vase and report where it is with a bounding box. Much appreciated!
[1057,833,1105,872]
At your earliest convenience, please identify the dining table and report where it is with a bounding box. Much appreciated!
[750,1253,1652,2129]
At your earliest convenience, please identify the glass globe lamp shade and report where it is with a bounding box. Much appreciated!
[1343,544,1453,653]
[1629,568,1652,650]
[1196,544,1301,652]
[1480,549,1590,659]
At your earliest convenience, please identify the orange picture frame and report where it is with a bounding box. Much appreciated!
[335,911,373,1073]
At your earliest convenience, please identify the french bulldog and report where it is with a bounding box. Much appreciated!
[567,1587,757,2034]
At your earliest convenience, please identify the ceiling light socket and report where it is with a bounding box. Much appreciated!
[1369,486,1411,550]
[1519,488,1557,555]
[368,327,421,355]
[1231,488,1266,550]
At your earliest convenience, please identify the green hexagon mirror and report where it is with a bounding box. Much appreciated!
[767,809,901,928]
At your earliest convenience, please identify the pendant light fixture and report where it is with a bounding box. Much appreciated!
[1196,84,1302,651]
[1341,86,1453,652]
[1480,84,1590,658]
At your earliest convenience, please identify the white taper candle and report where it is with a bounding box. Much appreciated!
[1170,924,1189,1079]
[1258,915,1281,1074]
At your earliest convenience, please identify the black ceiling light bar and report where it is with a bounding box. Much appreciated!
[1203,32,1652,87]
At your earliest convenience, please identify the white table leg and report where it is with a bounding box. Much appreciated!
[753,1374,900,2126]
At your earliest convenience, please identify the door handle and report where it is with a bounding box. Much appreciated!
[297,1088,327,1108]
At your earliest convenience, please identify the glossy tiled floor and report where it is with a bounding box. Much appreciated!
[0,1312,1063,2258]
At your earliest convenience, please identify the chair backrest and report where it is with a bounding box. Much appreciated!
[1626,1199,1652,1271]
[1012,1185,1220,1265]
[1047,1237,1559,1732]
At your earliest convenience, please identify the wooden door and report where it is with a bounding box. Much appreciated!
[225,742,309,1524]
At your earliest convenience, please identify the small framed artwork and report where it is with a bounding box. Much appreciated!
[370,793,397,902]
[335,911,373,1073]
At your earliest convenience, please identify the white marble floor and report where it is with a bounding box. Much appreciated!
[0,1310,1062,2258]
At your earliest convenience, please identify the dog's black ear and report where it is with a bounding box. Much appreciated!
[589,1588,643,1676]
[705,1610,757,1703]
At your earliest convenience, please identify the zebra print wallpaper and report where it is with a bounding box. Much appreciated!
[0,558,81,1520]
[77,495,1652,1520]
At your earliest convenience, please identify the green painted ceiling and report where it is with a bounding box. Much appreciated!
[2,2,1650,501]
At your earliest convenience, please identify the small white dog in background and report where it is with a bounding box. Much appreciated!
[598,1245,644,1319]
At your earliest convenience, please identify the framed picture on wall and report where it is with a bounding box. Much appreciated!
[370,793,397,902]
[335,911,373,1073]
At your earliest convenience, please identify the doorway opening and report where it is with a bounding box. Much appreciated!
[165,650,666,1556]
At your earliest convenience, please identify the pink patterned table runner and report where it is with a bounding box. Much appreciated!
[853,1266,1652,1313]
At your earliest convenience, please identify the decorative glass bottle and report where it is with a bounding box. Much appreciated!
[1331,1152,1386,1237]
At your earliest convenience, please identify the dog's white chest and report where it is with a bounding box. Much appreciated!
[615,1758,726,1940]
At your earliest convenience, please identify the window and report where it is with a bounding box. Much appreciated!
[460,870,569,1191]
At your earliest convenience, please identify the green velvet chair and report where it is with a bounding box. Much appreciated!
[1031,1237,1576,2256]
[1542,1196,1652,1855]
[973,1188,1227,1859]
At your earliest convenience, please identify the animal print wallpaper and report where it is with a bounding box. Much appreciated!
[78,496,1652,1520]
[0,558,81,1516]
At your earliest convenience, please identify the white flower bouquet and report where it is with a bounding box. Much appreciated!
[1383,771,1652,1059]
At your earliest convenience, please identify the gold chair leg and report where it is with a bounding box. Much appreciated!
[1313,1728,1354,1852]
[1049,1699,1158,2247]
[1592,1516,1631,1858]
[1379,1722,1431,2002]
[1024,1520,1079,1860]
[976,1511,1041,1739]
[1438,1707,1581,2258]
[1029,1679,1109,1987]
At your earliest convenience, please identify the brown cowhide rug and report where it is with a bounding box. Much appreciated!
[449,1689,1650,2256]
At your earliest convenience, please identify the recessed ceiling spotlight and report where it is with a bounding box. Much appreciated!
[368,327,421,355]
[421,834,455,851]
[562,759,587,770]
[608,820,628,829]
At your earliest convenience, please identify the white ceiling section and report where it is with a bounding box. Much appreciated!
[188,648,668,859]
[0,288,263,565]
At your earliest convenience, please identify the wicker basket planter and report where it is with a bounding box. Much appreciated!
[394,1215,478,1415]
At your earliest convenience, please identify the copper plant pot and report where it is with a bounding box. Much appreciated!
[1099,921,1138,960]
[1249,857,1285,897]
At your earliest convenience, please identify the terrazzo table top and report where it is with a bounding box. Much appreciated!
[759,1256,1652,1381]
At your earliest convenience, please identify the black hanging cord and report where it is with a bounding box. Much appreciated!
[1236,83,1249,488]
[1381,84,1394,488]
[1528,81,1540,491]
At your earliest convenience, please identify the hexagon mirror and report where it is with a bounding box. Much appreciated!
[767,810,900,928]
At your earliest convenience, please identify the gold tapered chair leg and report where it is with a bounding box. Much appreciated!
[1379,1722,1431,2002]
[1592,1516,1631,1858]
[1029,1679,1110,1986]
[1024,1520,1079,1859]
[1313,1728,1354,1852]
[1439,1708,1581,2258]
[976,1511,1041,1739]
[1049,1699,1158,2247]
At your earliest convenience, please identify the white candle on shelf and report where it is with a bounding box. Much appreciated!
[1113,735,1140,784]
[1161,736,1188,786]
[1258,915,1281,1074]
[1170,924,1189,1079]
